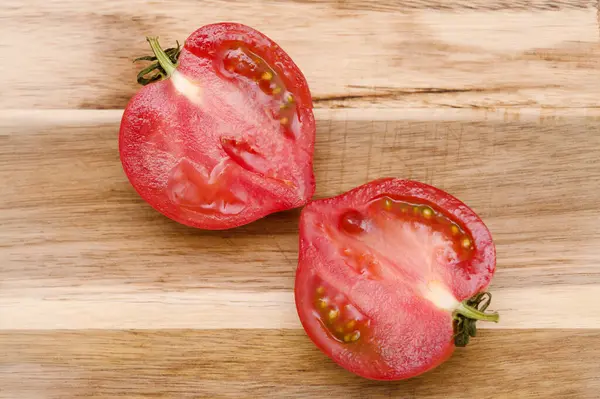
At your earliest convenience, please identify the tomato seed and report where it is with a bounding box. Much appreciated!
[317,298,328,309]
[421,206,433,219]
[383,198,393,210]
[451,224,460,235]
[461,237,472,249]
[328,309,339,321]
[343,331,360,343]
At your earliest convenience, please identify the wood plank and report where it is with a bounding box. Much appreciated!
[1,110,599,329]
[1,330,599,398]
[2,285,600,330]
[2,1,599,109]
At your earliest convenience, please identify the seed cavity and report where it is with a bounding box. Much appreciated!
[221,45,297,139]
[166,158,246,215]
[340,210,367,235]
[220,138,272,177]
[313,279,368,344]
[373,196,475,257]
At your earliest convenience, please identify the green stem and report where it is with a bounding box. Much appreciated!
[146,37,176,77]
[455,301,499,323]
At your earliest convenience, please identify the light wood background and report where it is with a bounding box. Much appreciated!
[1,1,600,398]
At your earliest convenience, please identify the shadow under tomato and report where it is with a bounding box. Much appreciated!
[146,205,303,238]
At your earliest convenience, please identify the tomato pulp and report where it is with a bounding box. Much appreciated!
[294,178,499,380]
[119,23,315,229]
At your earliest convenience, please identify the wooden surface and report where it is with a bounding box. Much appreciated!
[4,0,600,109]
[2,1,600,398]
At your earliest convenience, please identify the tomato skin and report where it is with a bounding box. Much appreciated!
[295,178,496,380]
[119,23,315,230]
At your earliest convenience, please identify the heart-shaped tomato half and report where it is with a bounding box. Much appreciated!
[294,178,498,380]
[119,23,315,229]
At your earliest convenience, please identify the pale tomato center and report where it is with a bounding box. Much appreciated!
[335,196,474,310]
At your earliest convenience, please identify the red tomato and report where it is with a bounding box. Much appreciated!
[294,178,499,380]
[119,23,315,229]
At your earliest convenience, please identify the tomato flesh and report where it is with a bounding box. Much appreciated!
[295,178,496,380]
[119,23,315,229]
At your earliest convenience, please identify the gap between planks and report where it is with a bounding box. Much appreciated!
[1,284,598,330]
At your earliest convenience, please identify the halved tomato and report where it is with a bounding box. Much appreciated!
[119,23,315,229]
[294,178,498,380]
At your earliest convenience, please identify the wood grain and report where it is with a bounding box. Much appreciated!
[1,330,599,398]
[3,1,600,396]
[3,1,600,109]
[3,285,600,330]
[2,110,599,330]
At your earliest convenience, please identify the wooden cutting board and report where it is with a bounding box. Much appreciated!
[1,1,600,398]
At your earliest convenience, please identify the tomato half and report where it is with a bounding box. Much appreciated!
[119,23,315,229]
[294,178,498,380]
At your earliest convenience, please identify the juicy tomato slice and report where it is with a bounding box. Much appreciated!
[119,23,315,229]
[294,178,496,380]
